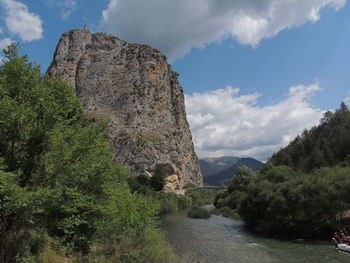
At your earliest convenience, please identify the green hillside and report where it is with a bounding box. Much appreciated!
[269,102,350,171]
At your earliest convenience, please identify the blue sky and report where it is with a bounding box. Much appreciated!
[0,0,349,160]
[174,5,350,110]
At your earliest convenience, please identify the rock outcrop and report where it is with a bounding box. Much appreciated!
[47,30,203,188]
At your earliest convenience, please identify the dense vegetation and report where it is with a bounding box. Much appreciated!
[215,106,350,238]
[269,103,350,172]
[0,45,178,263]
[216,165,350,238]
[187,207,211,219]
[129,174,217,215]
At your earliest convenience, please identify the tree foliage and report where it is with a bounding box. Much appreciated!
[0,45,175,262]
[149,166,166,191]
[214,166,255,210]
[269,103,350,172]
[239,165,350,237]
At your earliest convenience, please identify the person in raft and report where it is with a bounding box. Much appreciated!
[333,232,341,244]
[333,229,350,245]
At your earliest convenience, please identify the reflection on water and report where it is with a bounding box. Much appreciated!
[160,208,349,263]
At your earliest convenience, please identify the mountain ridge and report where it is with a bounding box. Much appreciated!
[200,156,264,185]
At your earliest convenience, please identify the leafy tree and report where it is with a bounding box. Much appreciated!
[339,101,349,113]
[0,45,174,262]
[269,102,350,172]
[136,174,150,186]
[150,167,166,191]
[0,44,85,185]
[238,165,350,238]
[227,166,255,193]
[0,169,33,262]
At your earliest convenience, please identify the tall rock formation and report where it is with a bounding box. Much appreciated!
[47,30,202,188]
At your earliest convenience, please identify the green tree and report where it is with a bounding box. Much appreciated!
[238,165,350,238]
[0,45,175,262]
[228,166,255,193]
[0,44,85,185]
[150,167,166,191]
[136,174,150,186]
[269,102,350,172]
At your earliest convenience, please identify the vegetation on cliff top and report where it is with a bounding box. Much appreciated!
[0,45,178,263]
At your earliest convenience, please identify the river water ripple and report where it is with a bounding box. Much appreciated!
[160,208,349,263]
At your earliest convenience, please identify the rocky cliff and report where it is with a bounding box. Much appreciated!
[47,30,203,189]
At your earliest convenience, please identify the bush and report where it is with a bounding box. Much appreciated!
[239,165,350,238]
[128,175,152,195]
[190,190,217,207]
[213,190,229,208]
[83,227,178,263]
[211,207,239,219]
[150,167,166,191]
[136,174,150,185]
[187,208,211,219]
[155,192,192,214]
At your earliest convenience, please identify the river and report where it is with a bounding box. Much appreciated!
[160,206,349,263]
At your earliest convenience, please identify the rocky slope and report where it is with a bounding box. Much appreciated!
[47,30,202,189]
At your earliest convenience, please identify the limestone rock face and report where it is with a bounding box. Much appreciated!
[47,30,203,187]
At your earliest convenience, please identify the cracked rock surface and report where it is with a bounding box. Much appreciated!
[47,30,203,188]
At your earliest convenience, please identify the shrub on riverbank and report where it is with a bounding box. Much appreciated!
[215,163,350,238]
[190,190,217,206]
[187,208,211,219]
[156,192,192,214]
[239,165,350,238]
[211,207,240,219]
[130,174,216,215]
[78,227,178,263]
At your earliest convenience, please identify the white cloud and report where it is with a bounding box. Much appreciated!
[43,0,77,20]
[0,0,43,42]
[101,0,346,61]
[185,84,323,161]
[0,37,12,50]
[0,37,13,63]
[343,90,350,106]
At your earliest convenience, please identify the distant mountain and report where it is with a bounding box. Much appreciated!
[200,157,264,186]
[200,156,240,177]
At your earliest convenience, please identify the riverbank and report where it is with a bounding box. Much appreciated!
[161,207,350,263]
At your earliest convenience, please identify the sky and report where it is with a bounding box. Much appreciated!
[0,0,350,161]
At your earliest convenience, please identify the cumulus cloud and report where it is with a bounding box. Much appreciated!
[101,0,346,61]
[0,0,43,42]
[185,84,323,161]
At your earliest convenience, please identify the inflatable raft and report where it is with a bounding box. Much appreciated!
[337,243,350,253]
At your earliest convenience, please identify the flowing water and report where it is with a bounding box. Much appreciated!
[160,206,349,263]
